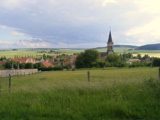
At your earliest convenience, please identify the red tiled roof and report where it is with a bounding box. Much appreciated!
[0,61,5,65]
[12,57,35,63]
[42,60,53,68]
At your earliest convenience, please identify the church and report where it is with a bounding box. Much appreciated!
[100,30,114,59]
[107,30,114,55]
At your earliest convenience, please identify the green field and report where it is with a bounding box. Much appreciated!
[96,47,160,58]
[0,67,160,119]
[132,51,160,58]
[0,48,160,58]
[0,49,83,58]
[0,50,42,58]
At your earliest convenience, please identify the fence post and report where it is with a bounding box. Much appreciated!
[87,71,90,82]
[159,67,160,80]
[9,74,11,93]
[0,78,1,95]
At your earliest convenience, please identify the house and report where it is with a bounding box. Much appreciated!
[63,55,77,69]
[12,57,36,64]
[127,59,141,64]
[42,60,54,68]
[0,61,6,65]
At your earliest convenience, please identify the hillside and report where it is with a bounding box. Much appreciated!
[95,45,137,53]
[136,43,160,50]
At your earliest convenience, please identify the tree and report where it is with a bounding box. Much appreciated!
[5,61,12,69]
[121,53,133,61]
[152,58,160,66]
[106,53,125,67]
[106,53,120,63]
[137,54,142,59]
[34,63,42,69]
[25,63,33,69]
[75,49,99,68]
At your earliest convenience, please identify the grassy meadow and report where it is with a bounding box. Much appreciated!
[0,67,160,119]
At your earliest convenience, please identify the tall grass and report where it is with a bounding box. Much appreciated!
[0,68,159,119]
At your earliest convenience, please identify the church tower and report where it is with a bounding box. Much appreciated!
[107,30,114,55]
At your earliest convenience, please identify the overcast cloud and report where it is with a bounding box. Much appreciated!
[0,0,160,48]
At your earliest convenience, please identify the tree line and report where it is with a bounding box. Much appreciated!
[75,49,160,68]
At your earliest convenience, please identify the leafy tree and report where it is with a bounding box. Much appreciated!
[34,63,42,69]
[106,53,120,63]
[121,53,133,61]
[137,54,142,59]
[25,63,33,69]
[76,49,99,68]
[152,58,160,67]
[5,61,12,69]
[142,54,150,61]
[106,53,126,67]
[19,63,26,69]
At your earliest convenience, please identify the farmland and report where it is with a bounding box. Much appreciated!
[96,47,160,58]
[132,50,160,58]
[0,47,160,58]
[0,49,83,58]
[0,67,160,119]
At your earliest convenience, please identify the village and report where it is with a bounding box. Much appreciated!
[0,31,156,74]
[0,53,78,70]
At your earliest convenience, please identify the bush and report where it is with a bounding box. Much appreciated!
[106,53,126,67]
[39,66,63,71]
[25,63,34,69]
[152,58,160,67]
[96,61,106,68]
[129,62,151,68]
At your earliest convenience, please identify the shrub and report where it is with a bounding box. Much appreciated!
[152,58,160,67]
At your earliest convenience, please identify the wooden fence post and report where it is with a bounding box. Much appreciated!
[9,74,11,93]
[87,71,90,82]
[0,78,1,95]
[159,67,160,80]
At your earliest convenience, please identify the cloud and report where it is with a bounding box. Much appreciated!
[17,39,52,48]
[0,0,27,10]
[0,0,159,48]
[102,0,118,6]
[0,40,15,49]
[11,31,26,36]
[133,0,160,14]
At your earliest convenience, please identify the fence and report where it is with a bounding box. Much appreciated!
[0,69,38,77]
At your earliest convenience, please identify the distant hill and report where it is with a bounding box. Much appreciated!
[136,43,160,50]
[114,45,137,48]
[95,45,137,53]
[96,45,137,49]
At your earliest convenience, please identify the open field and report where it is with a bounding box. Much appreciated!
[96,47,133,53]
[0,67,160,119]
[0,48,160,58]
[132,50,160,58]
[97,48,160,58]
[0,50,42,58]
[0,49,83,58]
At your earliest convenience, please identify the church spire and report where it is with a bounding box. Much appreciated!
[107,29,114,55]
[108,30,113,43]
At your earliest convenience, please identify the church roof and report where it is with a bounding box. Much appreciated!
[108,31,113,43]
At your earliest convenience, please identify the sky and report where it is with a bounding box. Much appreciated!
[0,0,160,48]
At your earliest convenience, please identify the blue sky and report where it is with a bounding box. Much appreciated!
[0,0,160,48]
